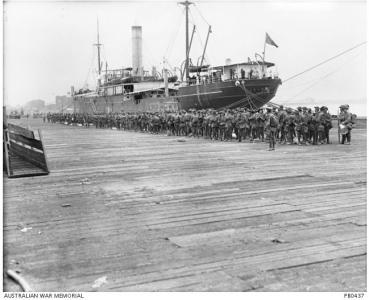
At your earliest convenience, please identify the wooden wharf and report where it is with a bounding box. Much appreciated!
[3,118,367,292]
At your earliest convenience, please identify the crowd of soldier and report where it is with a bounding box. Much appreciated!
[46,104,356,150]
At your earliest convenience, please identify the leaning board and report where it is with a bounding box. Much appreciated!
[4,123,49,178]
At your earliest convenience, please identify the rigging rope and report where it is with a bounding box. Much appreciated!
[193,3,210,26]
[164,7,185,61]
[190,10,211,66]
[281,49,364,104]
[283,41,366,83]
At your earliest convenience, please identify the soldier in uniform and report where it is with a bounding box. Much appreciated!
[225,110,233,141]
[179,111,186,136]
[265,106,278,150]
[198,110,204,137]
[191,111,199,138]
[235,110,245,142]
[256,108,265,142]
[174,112,180,136]
[209,111,218,140]
[203,110,210,138]
[286,108,295,145]
[311,106,320,145]
[249,111,257,142]
[339,104,355,145]
[317,107,326,144]
[321,106,332,144]
[277,106,287,144]
[294,107,303,145]
[301,107,310,145]
[218,111,226,141]
[184,110,192,136]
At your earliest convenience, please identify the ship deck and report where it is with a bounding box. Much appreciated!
[3,118,367,292]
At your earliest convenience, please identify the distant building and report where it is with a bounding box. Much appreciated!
[24,99,45,112]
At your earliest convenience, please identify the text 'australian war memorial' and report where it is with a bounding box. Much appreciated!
[3,0,367,294]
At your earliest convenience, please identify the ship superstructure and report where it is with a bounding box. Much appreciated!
[72,1,281,113]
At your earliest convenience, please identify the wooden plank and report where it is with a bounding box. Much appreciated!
[3,130,13,177]
[8,154,48,178]
[9,132,43,150]
[10,141,48,171]
[8,123,35,139]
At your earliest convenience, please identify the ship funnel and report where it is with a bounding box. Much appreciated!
[225,58,232,66]
[132,26,143,78]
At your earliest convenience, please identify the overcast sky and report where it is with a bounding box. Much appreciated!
[3,0,367,114]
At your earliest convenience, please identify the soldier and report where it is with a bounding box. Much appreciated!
[311,106,320,145]
[317,107,326,144]
[191,111,199,138]
[256,108,265,142]
[179,111,186,136]
[209,111,218,140]
[284,109,295,144]
[321,106,332,144]
[300,107,310,145]
[265,106,278,150]
[249,111,257,142]
[306,108,314,143]
[203,110,210,138]
[339,104,355,145]
[244,109,251,140]
[235,111,244,142]
[174,112,180,136]
[184,110,192,136]
[277,106,287,144]
[225,110,234,141]
[218,111,226,141]
[198,110,204,137]
[295,107,303,145]
[166,112,173,136]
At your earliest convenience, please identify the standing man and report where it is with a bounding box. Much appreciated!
[339,104,355,145]
[257,108,266,142]
[191,110,199,138]
[322,106,332,144]
[277,106,287,144]
[249,111,257,142]
[218,111,226,141]
[312,106,320,145]
[286,108,296,145]
[225,110,233,141]
[237,110,247,142]
[265,106,278,150]
[301,107,310,145]
[295,107,303,145]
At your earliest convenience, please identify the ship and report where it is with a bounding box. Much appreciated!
[72,1,282,114]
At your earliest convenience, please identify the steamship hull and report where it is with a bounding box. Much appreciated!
[74,78,281,113]
[177,78,281,110]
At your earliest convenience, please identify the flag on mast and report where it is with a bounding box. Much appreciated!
[265,33,278,48]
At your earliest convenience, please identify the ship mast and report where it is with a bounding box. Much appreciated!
[179,1,193,82]
[94,18,102,88]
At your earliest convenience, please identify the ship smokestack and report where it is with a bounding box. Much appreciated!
[225,58,232,66]
[132,26,143,78]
